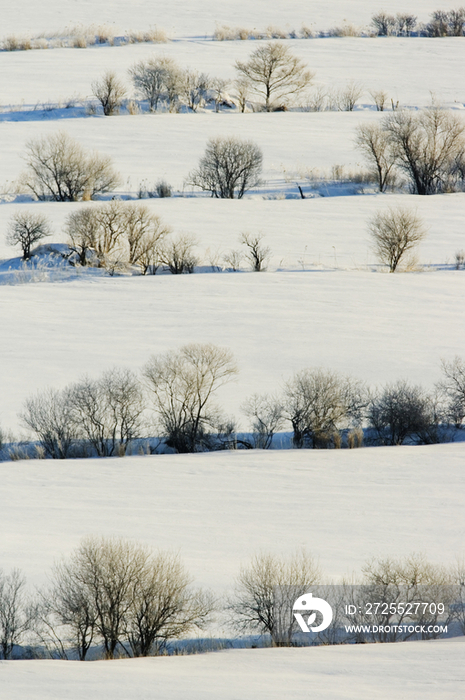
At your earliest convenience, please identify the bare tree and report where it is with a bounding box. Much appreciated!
[143,343,238,453]
[124,203,170,270]
[235,42,314,111]
[92,71,127,115]
[68,368,145,456]
[240,233,271,271]
[211,77,229,112]
[188,136,263,199]
[337,81,363,111]
[22,132,121,201]
[233,78,251,112]
[180,70,210,112]
[65,207,101,266]
[21,387,76,459]
[229,550,321,646]
[355,123,396,192]
[367,380,440,445]
[396,14,417,36]
[6,211,51,260]
[241,393,284,448]
[368,206,426,272]
[360,554,455,642]
[371,12,396,36]
[125,552,214,656]
[369,88,388,112]
[283,369,366,448]
[129,57,172,112]
[46,538,213,660]
[383,107,465,194]
[0,569,30,659]
[159,233,198,274]
[438,356,465,427]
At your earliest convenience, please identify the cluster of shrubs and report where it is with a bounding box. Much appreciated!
[213,8,465,40]
[1,23,167,51]
[0,546,464,660]
[2,345,465,462]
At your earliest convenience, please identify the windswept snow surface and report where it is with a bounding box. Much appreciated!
[1,0,465,695]
[0,446,463,591]
[2,639,465,700]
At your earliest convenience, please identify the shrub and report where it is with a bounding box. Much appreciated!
[241,393,284,448]
[0,569,30,659]
[240,233,271,271]
[159,233,198,274]
[129,57,179,112]
[21,387,75,459]
[22,132,121,201]
[188,136,263,199]
[91,71,127,115]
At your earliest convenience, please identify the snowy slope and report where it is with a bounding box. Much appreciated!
[2,639,465,700]
[0,446,463,591]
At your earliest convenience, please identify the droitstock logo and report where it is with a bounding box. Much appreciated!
[293,592,333,633]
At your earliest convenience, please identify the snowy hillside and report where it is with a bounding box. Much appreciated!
[1,0,465,697]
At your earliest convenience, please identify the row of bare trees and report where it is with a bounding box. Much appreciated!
[356,106,465,194]
[2,547,465,658]
[91,42,314,116]
[7,346,465,460]
[371,8,465,37]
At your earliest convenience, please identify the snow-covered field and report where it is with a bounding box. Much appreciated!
[2,0,465,696]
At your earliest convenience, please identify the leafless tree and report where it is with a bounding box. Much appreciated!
[369,88,388,112]
[383,107,465,194]
[241,393,284,448]
[283,369,366,448]
[180,70,210,112]
[371,12,396,36]
[46,538,213,659]
[68,368,145,456]
[124,203,170,271]
[22,132,121,201]
[188,136,263,199]
[368,206,426,272]
[211,77,229,112]
[229,550,321,646]
[129,57,175,111]
[6,211,51,260]
[240,233,271,271]
[233,78,251,113]
[235,42,314,111]
[360,554,455,642]
[125,552,214,656]
[367,380,443,445]
[66,202,129,265]
[395,14,417,36]
[438,356,465,427]
[337,81,363,111]
[92,71,127,115]
[65,208,101,265]
[0,569,30,659]
[159,233,198,274]
[143,343,238,453]
[21,387,76,459]
[355,123,396,192]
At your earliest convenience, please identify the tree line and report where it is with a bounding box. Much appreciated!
[2,345,465,461]
[1,544,464,659]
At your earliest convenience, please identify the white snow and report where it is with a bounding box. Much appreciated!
[1,0,465,695]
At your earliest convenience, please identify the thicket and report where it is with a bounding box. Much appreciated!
[1,550,464,658]
[2,350,465,462]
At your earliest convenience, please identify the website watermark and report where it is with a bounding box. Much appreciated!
[271,584,462,646]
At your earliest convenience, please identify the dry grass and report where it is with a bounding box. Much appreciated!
[0,23,168,52]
